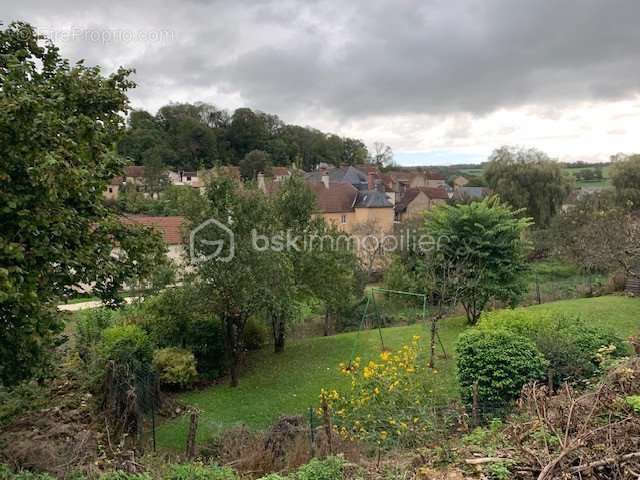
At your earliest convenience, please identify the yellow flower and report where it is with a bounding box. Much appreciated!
[380,350,391,362]
[380,431,388,440]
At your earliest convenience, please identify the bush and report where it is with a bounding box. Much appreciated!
[136,287,226,377]
[296,457,344,480]
[0,465,56,479]
[457,330,548,409]
[100,324,154,374]
[321,337,446,448]
[153,348,198,388]
[100,473,151,480]
[242,317,267,351]
[479,310,626,385]
[165,462,237,480]
[75,308,114,363]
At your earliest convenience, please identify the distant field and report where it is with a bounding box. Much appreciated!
[156,295,640,450]
[458,164,612,188]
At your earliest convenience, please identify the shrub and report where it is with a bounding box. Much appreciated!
[153,348,198,388]
[98,325,156,433]
[479,310,626,384]
[165,462,238,480]
[75,308,114,363]
[457,330,548,409]
[0,465,56,479]
[100,324,154,374]
[242,317,267,351]
[136,287,226,377]
[321,337,446,448]
[295,457,344,480]
[100,473,151,480]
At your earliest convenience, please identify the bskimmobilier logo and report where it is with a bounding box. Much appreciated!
[189,218,235,264]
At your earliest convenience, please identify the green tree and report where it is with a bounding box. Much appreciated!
[424,197,531,324]
[0,22,166,385]
[485,146,573,228]
[611,154,640,207]
[190,177,279,386]
[239,149,272,181]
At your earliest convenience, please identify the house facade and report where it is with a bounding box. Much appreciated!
[394,187,449,222]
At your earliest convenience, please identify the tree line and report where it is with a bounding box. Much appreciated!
[117,103,370,172]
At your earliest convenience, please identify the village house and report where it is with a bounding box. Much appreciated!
[120,215,186,266]
[104,176,123,201]
[453,175,469,188]
[393,186,449,222]
[306,172,394,233]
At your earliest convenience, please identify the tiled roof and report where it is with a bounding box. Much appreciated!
[124,165,145,178]
[427,170,446,181]
[306,181,358,213]
[395,187,449,213]
[271,166,291,177]
[120,215,185,245]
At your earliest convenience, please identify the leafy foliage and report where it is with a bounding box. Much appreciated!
[321,337,446,448]
[424,197,531,324]
[295,457,344,480]
[153,348,198,389]
[164,462,238,480]
[0,22,166,385]
[479,309,626,386]
[456,330,548,408]
[118,102,369,171]
[611,154,640,207]
[485,146,573,228]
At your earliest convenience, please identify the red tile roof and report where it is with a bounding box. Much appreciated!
[271,166,291,177]
[306,181,358,213]
[120,215,185,245]
[124,165,145,178]
[395,187,449,213]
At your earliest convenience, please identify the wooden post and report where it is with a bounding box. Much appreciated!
[321,398,333,456]
[547,368,554,395]
[308,407,315,458]
[472,381,479,427]
[185,410,199,459]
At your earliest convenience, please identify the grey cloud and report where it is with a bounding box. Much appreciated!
[3,0,640,121]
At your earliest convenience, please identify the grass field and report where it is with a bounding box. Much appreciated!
[458,164,612,188]
[156,295,640,450]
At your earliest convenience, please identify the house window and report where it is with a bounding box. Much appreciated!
[341,215,347,224]
[108,187,113,193]
[186,176,192,181]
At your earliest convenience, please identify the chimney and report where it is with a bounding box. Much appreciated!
[321,172,330,189]
[368,172,375,190]
[257,172,266,192]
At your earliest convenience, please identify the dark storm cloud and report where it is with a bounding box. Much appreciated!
[3,0,640,119]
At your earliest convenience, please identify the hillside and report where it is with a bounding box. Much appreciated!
[156,295,640,450]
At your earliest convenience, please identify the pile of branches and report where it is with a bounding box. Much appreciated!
[508,357,640,479]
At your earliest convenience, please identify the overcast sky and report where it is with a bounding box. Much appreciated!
[4,0,640,165]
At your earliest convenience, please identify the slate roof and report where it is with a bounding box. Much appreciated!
[354,190,393,208]
[305,166,369,189]
[120,215,185,245]
[452,187,490,200]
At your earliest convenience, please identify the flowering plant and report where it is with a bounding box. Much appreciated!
[320,336,442,448]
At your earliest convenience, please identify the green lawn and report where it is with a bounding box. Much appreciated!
[156,296,640,450]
